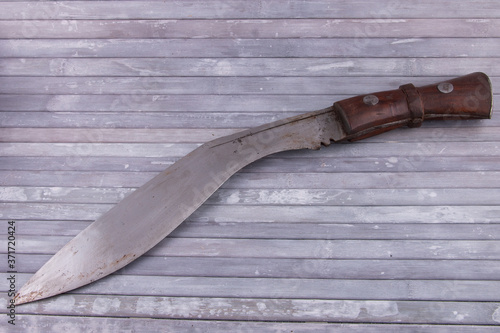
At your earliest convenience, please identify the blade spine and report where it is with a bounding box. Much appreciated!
[208,106,335,149]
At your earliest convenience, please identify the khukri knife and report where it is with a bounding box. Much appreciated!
[15,72,492,304]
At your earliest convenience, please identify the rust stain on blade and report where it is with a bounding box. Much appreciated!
[14,290,44,305]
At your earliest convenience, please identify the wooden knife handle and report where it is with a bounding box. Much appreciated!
[333,72,493,141]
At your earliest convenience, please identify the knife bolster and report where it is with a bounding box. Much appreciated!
[333,72,492,141]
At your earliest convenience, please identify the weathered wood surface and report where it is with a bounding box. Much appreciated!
[1,19,500,39]
[8,316,500,333]
[1,94,499,113]
[1,0,499,331]
[3,58,500,77]
[0,1,498,19]
[4,38,499,58]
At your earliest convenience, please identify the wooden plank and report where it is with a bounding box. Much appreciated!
[0,170,157,187]
[1,38,498,58]
[12,315,500,333]
[1,76,498,96]
[1,1,499,20]
[2,202,499,223]
[0,156,170,171]
[2,292,500,323]
[185,205,500,224]
[2,186,499,206]
[169,188,500,206]
[0,186,135,204]
[2,57,500,76]
[43,278,500,303]
[7,220,500,240]
[1,154,500,174]
[14,254,500,280]
[11,235,500,259]
[2,171,500,189]
[1,94,498,112]
[2,111,498,129]
[0,142,498,159]
[4,273,500,302]
[228,171,500,190]
[0,94,348,112]
[0,128,240,143]
[249,155,500,173]
[0,111,293,128]
[0,142,198,157]
[2,19,500,39]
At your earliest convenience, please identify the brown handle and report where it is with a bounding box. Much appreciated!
[333,72,493,141]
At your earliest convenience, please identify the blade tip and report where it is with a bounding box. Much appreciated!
[13,288,45,305]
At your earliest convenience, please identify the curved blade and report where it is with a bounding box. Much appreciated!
[15,107,344,304]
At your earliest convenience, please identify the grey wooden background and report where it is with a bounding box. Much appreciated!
[1,0,500,331]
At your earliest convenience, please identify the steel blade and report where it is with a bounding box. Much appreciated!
[15,107,345,304]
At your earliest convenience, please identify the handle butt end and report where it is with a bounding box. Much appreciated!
[419,72,492,121]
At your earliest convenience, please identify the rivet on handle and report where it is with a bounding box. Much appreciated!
[363,94,379,105]
[437,82,454,94]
